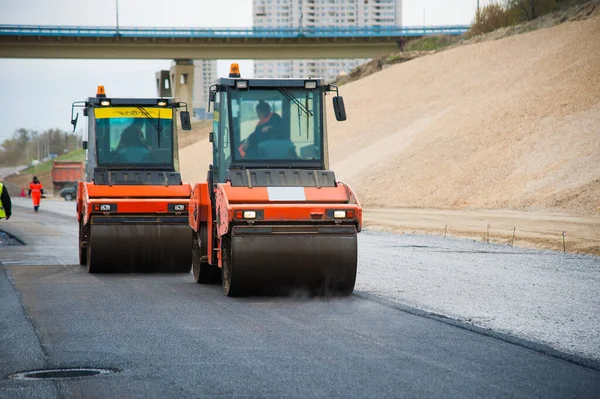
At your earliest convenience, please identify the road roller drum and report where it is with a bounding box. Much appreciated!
[87,216,192,273]
[221,225,357,296]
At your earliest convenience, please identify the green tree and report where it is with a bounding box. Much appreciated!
[0,128,35,166]
[0,127,81,167]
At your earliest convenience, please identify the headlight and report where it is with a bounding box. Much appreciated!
[169,204,188,212]
[235,210,260,219]
[92,203,117,212]
[235,80,249,89]
[333,210,346,219]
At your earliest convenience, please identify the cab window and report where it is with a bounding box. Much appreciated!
[94,107,174,167]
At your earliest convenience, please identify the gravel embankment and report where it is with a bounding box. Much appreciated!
[356,230,600,362]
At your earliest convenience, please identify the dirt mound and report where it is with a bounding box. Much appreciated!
[334,2,600,89]
[334,51,434,87]
[178,13,600,218]
[176,120,212,183]
[323,14,600,214]
[178,120,212,150]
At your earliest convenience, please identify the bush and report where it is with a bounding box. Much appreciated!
[469,0,572,36]
[507,0,558,21]
[405,36,459,52]
[471,2,514,35]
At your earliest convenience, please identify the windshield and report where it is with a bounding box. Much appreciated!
[226,87,323,164]
[94,107,174,168]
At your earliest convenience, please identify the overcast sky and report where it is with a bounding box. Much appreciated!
[0,0,483,142]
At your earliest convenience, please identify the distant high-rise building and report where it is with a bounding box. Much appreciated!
[192,60,218,120]
[253,0,402,81]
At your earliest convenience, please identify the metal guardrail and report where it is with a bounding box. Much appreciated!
[0,25,470,39]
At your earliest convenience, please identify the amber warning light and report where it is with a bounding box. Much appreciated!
[229,63,241,78]
[96,85,106,98]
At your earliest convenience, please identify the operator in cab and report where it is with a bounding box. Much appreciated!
[238,101,288,159]
[113,119,152,162]
[118,119,152,151]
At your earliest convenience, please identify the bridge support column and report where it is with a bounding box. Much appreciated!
[170,59,194,108]
[155,70,172,98]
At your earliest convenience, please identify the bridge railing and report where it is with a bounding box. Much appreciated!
[0,25,470,39]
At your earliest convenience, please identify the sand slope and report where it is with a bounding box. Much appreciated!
[325,15,600,214]
[178,120,212,184]
[180,15,600,215]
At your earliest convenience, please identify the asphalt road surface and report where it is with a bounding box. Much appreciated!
[1,200,599,399]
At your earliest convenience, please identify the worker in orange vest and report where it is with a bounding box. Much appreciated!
[28,176,44,212]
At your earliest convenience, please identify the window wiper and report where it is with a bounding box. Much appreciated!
[136,105,163,133]
[278,88,313,117]
[136,105,163,147]
[304,91,312,139]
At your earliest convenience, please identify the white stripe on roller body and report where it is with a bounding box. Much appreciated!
[266,187,306,201]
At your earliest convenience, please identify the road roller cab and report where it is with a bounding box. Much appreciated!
[189,64,362,296]
[72,86,193,273]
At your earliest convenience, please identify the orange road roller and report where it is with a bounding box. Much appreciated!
[72,87,193,273]
[189,64,362,296]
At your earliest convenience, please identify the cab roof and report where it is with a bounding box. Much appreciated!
[216,77,326,88]
[86,98,177,107]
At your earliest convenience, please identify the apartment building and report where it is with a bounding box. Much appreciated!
[253,0,402,81]
[192,60,218,120]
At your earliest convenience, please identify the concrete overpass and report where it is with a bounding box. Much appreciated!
[0,25,469,59]
[0,24,470,116]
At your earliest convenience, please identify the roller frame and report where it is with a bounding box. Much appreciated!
[192,223,221,284]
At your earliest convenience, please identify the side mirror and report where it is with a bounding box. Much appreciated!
[333,96,347,122]
[71,112,79,132]
[180,111,192,131]
[82,141,88,150]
